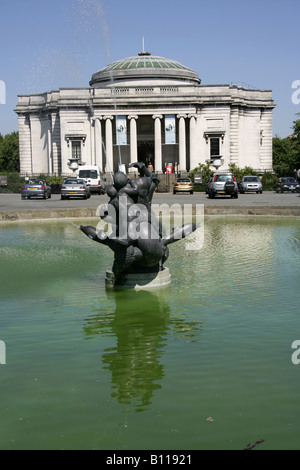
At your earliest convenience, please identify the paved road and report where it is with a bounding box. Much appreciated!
[0,191,299,210]
[0,191,299,220]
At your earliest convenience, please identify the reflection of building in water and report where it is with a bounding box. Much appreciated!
[83,289,204,411]
[16,50,275,176]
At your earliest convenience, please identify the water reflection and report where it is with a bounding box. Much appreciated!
[83,288,204,412]
[1,218,300,448]
[84,289,170,411]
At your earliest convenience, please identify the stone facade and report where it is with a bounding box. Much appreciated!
[15,53,275,176]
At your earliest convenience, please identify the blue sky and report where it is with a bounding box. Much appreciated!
[0,0,299,137]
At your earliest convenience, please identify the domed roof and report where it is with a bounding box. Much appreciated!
[90,52,201,86]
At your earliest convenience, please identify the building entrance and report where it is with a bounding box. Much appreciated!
[137,142,154,169]
[137,115,155,170]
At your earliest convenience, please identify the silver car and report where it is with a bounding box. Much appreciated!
[61,178,91,200]
[239,176,263,194]
[207,172,238,199]
[21,180,51,199]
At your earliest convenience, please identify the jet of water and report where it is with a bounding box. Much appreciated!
[76,0,123,168]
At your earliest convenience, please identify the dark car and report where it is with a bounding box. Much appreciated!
[275,177,300,193]
[21,180,51,199]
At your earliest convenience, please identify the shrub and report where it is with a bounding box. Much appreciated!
[0,172,24,193]
[189,163,213,191]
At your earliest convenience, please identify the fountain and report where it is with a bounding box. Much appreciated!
[80,162,199,289]
[1,212,300,448]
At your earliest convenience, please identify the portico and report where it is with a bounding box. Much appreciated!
[90,111,193,174]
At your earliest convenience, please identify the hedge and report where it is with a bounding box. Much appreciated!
[0,173,64,194]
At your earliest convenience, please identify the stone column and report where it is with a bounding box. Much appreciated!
[94,117,103,170]
[177,114,187,172]
[47,128,52,174]
[259,109,273,171]
[51,112,61,176]
[128,115,138,165]
[152,114,163,173]
[104,116,114,173]
[189,114,198,170]
[18,114,32,176]
[30,114,50,175]
[229,107,239,166]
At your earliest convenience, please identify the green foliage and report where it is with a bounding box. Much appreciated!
[260,171,278,191]
[45,175,64,185]
[273,119,300,176]
[43,174,64,194]
[189,163,214,191]
[0,172,64,194]
[0,172,24,193]
[0,131,20,172]
[228,163,258,182]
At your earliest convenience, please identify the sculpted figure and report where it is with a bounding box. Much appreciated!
[80,162,198,278]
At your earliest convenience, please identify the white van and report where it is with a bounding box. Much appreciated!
[77,165,105,194]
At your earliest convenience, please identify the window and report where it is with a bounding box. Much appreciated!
[244,177,260,182]
[78,170,98,178]
[216,175,233,182]
[72,141,81,161]
[210,138,220,157]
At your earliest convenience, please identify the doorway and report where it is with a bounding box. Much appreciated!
[137,142,154,169]
[136,115,155,170]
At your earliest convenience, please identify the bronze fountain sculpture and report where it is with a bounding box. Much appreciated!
[80,162,198,289]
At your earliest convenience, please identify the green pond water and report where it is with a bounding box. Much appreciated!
[0,216,300,450]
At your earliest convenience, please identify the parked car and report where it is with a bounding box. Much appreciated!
[21,180,51,199]
[239,176,263,194]
[173,178,194,194]
[77,165,105,194]
[207,172,238,198]
[205,177,213,194]
[275,177,300,193]
[61,178,91,200]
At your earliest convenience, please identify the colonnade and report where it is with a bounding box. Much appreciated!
[92,113,200,173]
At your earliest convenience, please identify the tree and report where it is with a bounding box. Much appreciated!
[189,163,213,183]
[272,118,300,176]
[0,131,19,172]
[272,135,292,175]
[228,163,257,182]
[290,118,300,171]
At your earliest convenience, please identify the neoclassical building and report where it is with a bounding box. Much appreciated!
[15,51,275,176]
